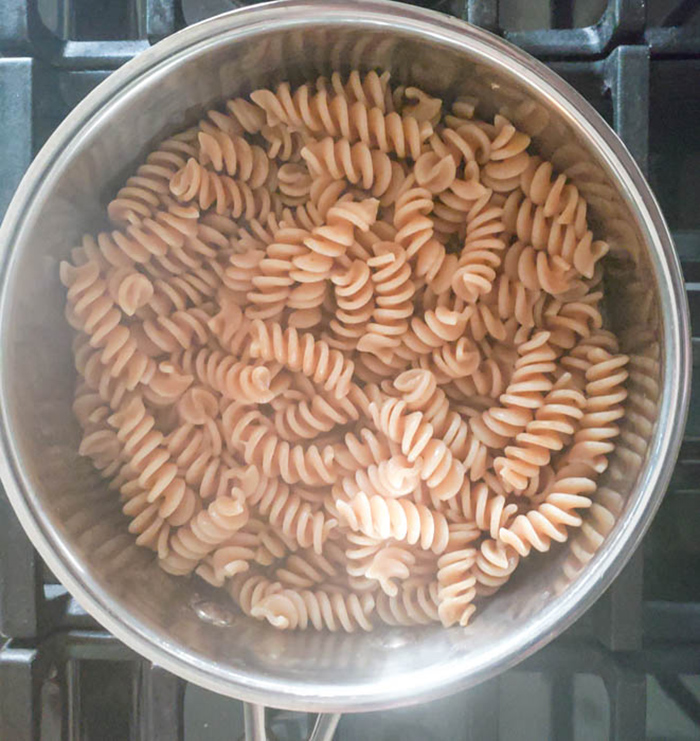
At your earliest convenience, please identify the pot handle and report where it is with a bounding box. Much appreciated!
[244,703,341,741]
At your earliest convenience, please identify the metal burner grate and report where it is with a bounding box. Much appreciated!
[1,1,700,739]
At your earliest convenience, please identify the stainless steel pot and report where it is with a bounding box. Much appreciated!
[0,0,691,735]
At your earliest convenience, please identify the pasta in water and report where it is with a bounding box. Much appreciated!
[62,70,627,633]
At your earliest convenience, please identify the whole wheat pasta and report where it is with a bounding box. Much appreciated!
[62,70,625,632]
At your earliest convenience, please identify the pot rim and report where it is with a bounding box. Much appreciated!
[0,0,691,712]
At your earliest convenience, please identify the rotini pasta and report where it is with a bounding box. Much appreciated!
[171,157,281,220]
[63,70,627,633]
[495,374,586,491]
[393,184,458,295]
[197,126,271,188]
[370,397,467,499]
[160,493,249,575]
[173,347,274,403]
[107,128,199,225]
[376,580,440,625]
[356,242,416,359]
[301,137,395,198]
[437,544,478,627]
[451,189,506,302]
[249,319,355,398]
[337,490,449,553]
[251,585,375,632]
[251,81,433,158]
[273,384,369,440]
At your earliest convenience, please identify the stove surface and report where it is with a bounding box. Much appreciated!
[1,0,700,739]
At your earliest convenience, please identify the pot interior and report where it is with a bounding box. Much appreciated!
[0,5,675,709]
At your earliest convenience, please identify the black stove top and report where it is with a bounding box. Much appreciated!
[1,0,700,739]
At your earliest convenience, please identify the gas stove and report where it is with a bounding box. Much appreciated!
[1,1,700,739]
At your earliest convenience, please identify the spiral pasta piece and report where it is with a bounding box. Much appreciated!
[486,273,541,330]
[106,267,155,317]
[337,490,449,553]
[72,338,136,408]
[451,190,506,302]
[392,369,480,467]
[419,337,481,381]
[518,159,608,281]
[342,531,384,571]
[284,199,379,329]
[274,384,369,440]
[393,185,457,294]
[280,176,350,231]
[107,129,199,225]
[240,419,338,488]
[498,471,597,557]
[481,115,532,193]
[370,397,467,499]
[106,395,188,506]
[539,291,604,352]
[229,573,282,617]
[504,188,586,260]
[560,329,620,387]
[472,539,520,592]
[99,205,205,278]
[251,82,432,158]
[119,490,171,552]
[197,127,270,188]
[376,580,440,625]
[276,162,313,205]
[432,120,492,166]
[146,261,223,316]
[492,332,557,409]
[170,158,280,220]
[61,260,157,391]
[326,258,375,350]
[453,480,519,538]
[275,548,340,589]
[403,302,470,357]
[173,346,269,403]
[302,138,395,198]
[338,454,422,501]
[432,161,488,234]
[333,428,392,476]
[472,329,557,448]
[203,97,266,139]
[224,249,265,297]
[75,394,122,479]
[444,356,509,408]
[363,545,416,596]
[414,151,457,194]
[504,239,575,297]
[565,347,629,473]
[558,486,623,583]
[247,474,336,553]
[495,374,586,491]
[436,545,478,627]
[245,240,297,322]
[249,319,355,398]
[159,493,249,575]
[164,420,229,501]
[252,586,375,632]
[327,70,393,112]
[356,242,415,359]
[197,540,258,586]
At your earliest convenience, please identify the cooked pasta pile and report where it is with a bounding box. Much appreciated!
[61,70,628,632]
